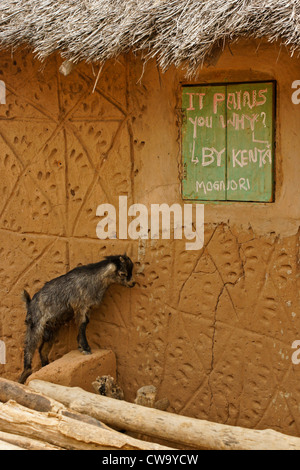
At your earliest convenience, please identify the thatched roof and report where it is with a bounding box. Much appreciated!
[0,0,300,74]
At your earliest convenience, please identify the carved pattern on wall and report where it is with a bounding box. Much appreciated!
[0,51,299,438]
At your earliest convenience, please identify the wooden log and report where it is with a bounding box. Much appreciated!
[0,378,113,432]
[0,400,172,451]
[0,430,62,450]
[29,379,300,450]
[0,377,64,413]
[0,438,24,450]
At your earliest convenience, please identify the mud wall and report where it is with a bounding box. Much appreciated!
[0,40,299,436]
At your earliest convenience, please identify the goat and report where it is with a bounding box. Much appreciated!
[19,254,135,383]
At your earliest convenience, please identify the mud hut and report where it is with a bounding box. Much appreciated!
[0,0,299,439]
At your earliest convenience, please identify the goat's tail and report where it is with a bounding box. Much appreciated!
[22,290,31,309]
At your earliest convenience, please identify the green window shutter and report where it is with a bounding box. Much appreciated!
[226,82,275,202]
[182,85,227,201]
[181,82,275,202]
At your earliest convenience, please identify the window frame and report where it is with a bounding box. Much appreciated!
[181,80,277,203]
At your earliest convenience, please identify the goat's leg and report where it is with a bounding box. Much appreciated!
[38,327,55,367]
[19,325,42,383]
[75,310,91,354]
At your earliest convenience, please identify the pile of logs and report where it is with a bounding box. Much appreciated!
[0,377,300,450]
[0,378,171,450]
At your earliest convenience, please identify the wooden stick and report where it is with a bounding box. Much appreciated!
[29,379,300,450]
[0,438,24,450]
[0,400,172,450]
[0,430,62,450]
[0,378,114,432]
[0,377,64,413]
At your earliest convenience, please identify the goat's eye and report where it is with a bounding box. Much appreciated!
[119,271,127,278]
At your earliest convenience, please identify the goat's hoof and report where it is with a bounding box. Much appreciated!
[79,347,92,355]
[18,369,32,384]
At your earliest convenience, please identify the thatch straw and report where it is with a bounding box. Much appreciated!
[0,0,299,75]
